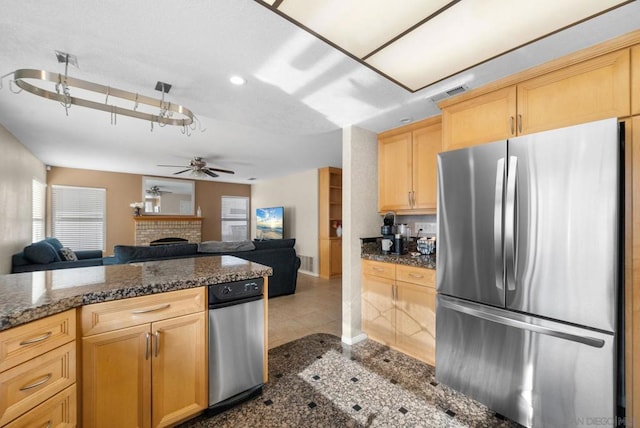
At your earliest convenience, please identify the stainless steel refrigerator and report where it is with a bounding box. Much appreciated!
[435,118,622,427]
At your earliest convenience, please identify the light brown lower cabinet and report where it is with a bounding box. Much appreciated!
[362,260,436,365]
[4,384,76,428]
[0,309,77,427]
[81,288,207,428]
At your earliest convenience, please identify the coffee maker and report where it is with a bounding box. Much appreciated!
[381,212,395,254]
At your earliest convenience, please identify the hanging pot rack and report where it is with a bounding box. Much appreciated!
[0,51,202,134]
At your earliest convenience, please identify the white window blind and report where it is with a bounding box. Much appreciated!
[32,179,46,242]
[51,185,106,251]
[221,196,249,241]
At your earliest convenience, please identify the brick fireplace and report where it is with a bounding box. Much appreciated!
[133,216,202,246]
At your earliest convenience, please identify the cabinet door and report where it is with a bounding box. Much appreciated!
[395,281,435,366]
[82,324,151,428]
[632,45,640,115]
[442,86,516,151]
[378,132,413,212]
[330,238,342,276]
[412,123,441,211]
[151,312,207,428]
[362,274,395,345]
[517,49,630,135]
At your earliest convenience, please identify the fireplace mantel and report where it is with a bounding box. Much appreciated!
[133,216,204,221]
[133,216,203,245]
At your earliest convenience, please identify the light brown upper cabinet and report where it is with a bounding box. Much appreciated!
[442,86,516,151]
[378,117,441,214]
[517,49,630,135]
[632,45,640,115]
[442,48,630,151]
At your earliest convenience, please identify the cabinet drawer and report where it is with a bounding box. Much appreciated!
[81,287,206,336]
[0,309,76,372]
[362,260,395,280]
[0,341,76,426]
[5,384,76,428]
[396,265,435,288]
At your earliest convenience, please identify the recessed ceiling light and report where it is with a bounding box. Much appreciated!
[230,75,246,85]
[400,117,412,124]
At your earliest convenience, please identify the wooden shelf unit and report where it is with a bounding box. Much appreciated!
[319,167,342,278]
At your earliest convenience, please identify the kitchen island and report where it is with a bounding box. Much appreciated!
[0,255,272,427]
[0,255,272,331]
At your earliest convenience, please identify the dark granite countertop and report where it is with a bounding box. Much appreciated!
[0,255,272,332]
[361,239,436,270]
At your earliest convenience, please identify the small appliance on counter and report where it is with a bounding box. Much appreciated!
[393,223,410,255]
[381,212,395,254]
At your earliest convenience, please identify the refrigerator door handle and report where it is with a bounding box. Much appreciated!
[505,156,518,291]
[439,295,605,348]
[494,157,505,291]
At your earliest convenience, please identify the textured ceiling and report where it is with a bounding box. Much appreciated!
[0,0,639,183]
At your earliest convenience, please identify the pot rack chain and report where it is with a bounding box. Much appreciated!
[0,62,205,135]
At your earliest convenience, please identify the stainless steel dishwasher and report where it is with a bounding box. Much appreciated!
[207,277,264,416]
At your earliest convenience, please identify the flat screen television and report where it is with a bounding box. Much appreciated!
[256,206,284,240]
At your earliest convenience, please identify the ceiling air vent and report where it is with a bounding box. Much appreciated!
[427,84,469,104]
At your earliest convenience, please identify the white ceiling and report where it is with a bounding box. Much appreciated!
[0,0,639,184]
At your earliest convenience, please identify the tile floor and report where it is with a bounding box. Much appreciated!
[267,272,342,349]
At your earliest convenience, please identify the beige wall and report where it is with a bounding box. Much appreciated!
[47,167,250,255]
[251,169,319,275]
[0,125,47,274]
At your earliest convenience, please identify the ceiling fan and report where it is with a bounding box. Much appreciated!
[157,156,235,178]
[145,185,171,197]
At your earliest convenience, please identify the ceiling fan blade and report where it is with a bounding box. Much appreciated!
[157,164,189,167]
[207,167,235,175]
[173,169,190,175]
[203,169,219,178]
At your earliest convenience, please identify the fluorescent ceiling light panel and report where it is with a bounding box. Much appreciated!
[366,0,629,91]
[263,0,629,92]
[277,0,452,58]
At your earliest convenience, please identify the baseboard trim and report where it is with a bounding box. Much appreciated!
[342,332,367,345]
[298,269,318,277]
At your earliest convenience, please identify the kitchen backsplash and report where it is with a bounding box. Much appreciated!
[390,214,437,238]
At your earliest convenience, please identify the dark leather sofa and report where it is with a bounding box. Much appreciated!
[108,239,301,298]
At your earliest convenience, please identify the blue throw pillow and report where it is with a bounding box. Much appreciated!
[43,237,64,251]
[24,241,61,264]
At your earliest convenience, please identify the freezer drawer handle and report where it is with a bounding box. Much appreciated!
[440,297,605,348]
[494,157,505,292]
[131,303,170,314]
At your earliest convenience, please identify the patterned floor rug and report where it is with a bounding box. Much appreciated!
[180,333,519,427]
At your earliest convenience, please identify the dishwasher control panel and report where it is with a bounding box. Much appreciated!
[208,277,264,304]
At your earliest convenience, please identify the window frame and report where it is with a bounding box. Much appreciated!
[50,184,107,251]
[220,196,250,242]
